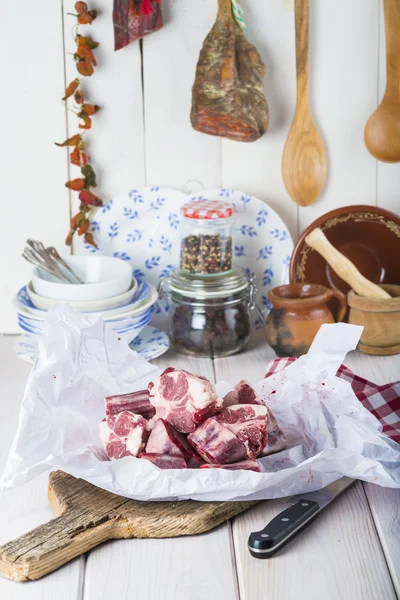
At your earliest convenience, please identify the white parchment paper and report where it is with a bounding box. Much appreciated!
[1,306,399,501]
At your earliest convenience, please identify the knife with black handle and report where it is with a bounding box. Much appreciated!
[248,477,354,558]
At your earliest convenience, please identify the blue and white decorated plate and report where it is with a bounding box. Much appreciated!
[17,311,151,335]
[76,187,293,326]
[13,326,170,364]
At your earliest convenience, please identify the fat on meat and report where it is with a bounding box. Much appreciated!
[148,367,223,433]
[215,404,268,459]
[200,459,260,472]
[105,389,155,421]
[146,419,203,468]
[99,412,149,460]
[140,453,187,469]
[187,418,247,464]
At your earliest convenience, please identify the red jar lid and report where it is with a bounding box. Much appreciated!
[181,200,234,220]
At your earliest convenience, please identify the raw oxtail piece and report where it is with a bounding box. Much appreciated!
[146,419,204,468]
[139,453,188,469]
[200,459,260,472]
[215,404,268,459]
[99,420,133,460]
[105,389,155,421]
[187,418,247,465]
[148,368,223,434]
[99,412,149,460]
[262,408,288,456]
[235,380,264,405]
[223,379,264,407]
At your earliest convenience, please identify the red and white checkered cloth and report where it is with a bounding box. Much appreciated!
[265,358,400,443]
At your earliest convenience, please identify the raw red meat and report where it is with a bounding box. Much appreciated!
[148,368,223,433]
[235,380,264,405]
[105,389,155,421]
[188,403,268,464]
[100,370,287,470]
[223,389,239,407]
[187,418,247,464]
[201,459,260,472]
[140,453,187,469]
[99,420,133,460]
[223,379,263,407]
[146,419,203,468]
[262,410,288,456]
[222,380,287,456]
[99,412,149,460]
[215,404,268,459]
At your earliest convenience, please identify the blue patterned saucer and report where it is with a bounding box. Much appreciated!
[13,326,170,364]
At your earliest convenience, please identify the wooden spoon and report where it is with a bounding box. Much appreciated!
[305,228,391,300]
[364,0,400,162]
[282,0,327,206]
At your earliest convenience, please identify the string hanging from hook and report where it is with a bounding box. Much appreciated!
[231,0,246,29]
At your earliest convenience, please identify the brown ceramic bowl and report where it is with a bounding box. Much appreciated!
[290,205,400,294]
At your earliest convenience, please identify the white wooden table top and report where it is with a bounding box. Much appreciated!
[0,333,399,600]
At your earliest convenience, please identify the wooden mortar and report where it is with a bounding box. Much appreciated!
[347,284,400,355]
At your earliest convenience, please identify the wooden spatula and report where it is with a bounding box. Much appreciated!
[305,228,391,299]
[282,0,327,206]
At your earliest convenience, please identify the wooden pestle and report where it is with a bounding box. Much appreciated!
[305,228,391,300]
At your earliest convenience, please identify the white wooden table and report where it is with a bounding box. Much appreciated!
[0,333,399,599]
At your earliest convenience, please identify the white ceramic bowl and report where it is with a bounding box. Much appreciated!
[101,284,158,322]
[32,256,133,302]
[20,282,157,323]
[25,278,143,313]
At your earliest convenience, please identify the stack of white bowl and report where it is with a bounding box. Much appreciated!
[14,256,158,345]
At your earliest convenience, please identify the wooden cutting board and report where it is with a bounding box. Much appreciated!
[0,470,259,582]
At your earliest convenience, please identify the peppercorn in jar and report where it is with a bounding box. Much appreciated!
[158,268,257,357]
[180,200,235,276]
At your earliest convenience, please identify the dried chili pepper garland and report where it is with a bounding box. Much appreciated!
[55,2,101,248]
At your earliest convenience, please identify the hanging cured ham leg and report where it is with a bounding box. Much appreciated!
[191,0,269,142]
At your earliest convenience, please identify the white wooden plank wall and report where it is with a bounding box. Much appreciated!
[1,0,399,333]
[0,1,70,334]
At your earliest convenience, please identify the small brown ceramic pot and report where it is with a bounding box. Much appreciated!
[265,283,347,357]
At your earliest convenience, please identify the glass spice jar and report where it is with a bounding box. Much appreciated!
[179,200,235,276]
[159,268,257,358]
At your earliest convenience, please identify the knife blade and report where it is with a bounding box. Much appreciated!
[248,477,354,558]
